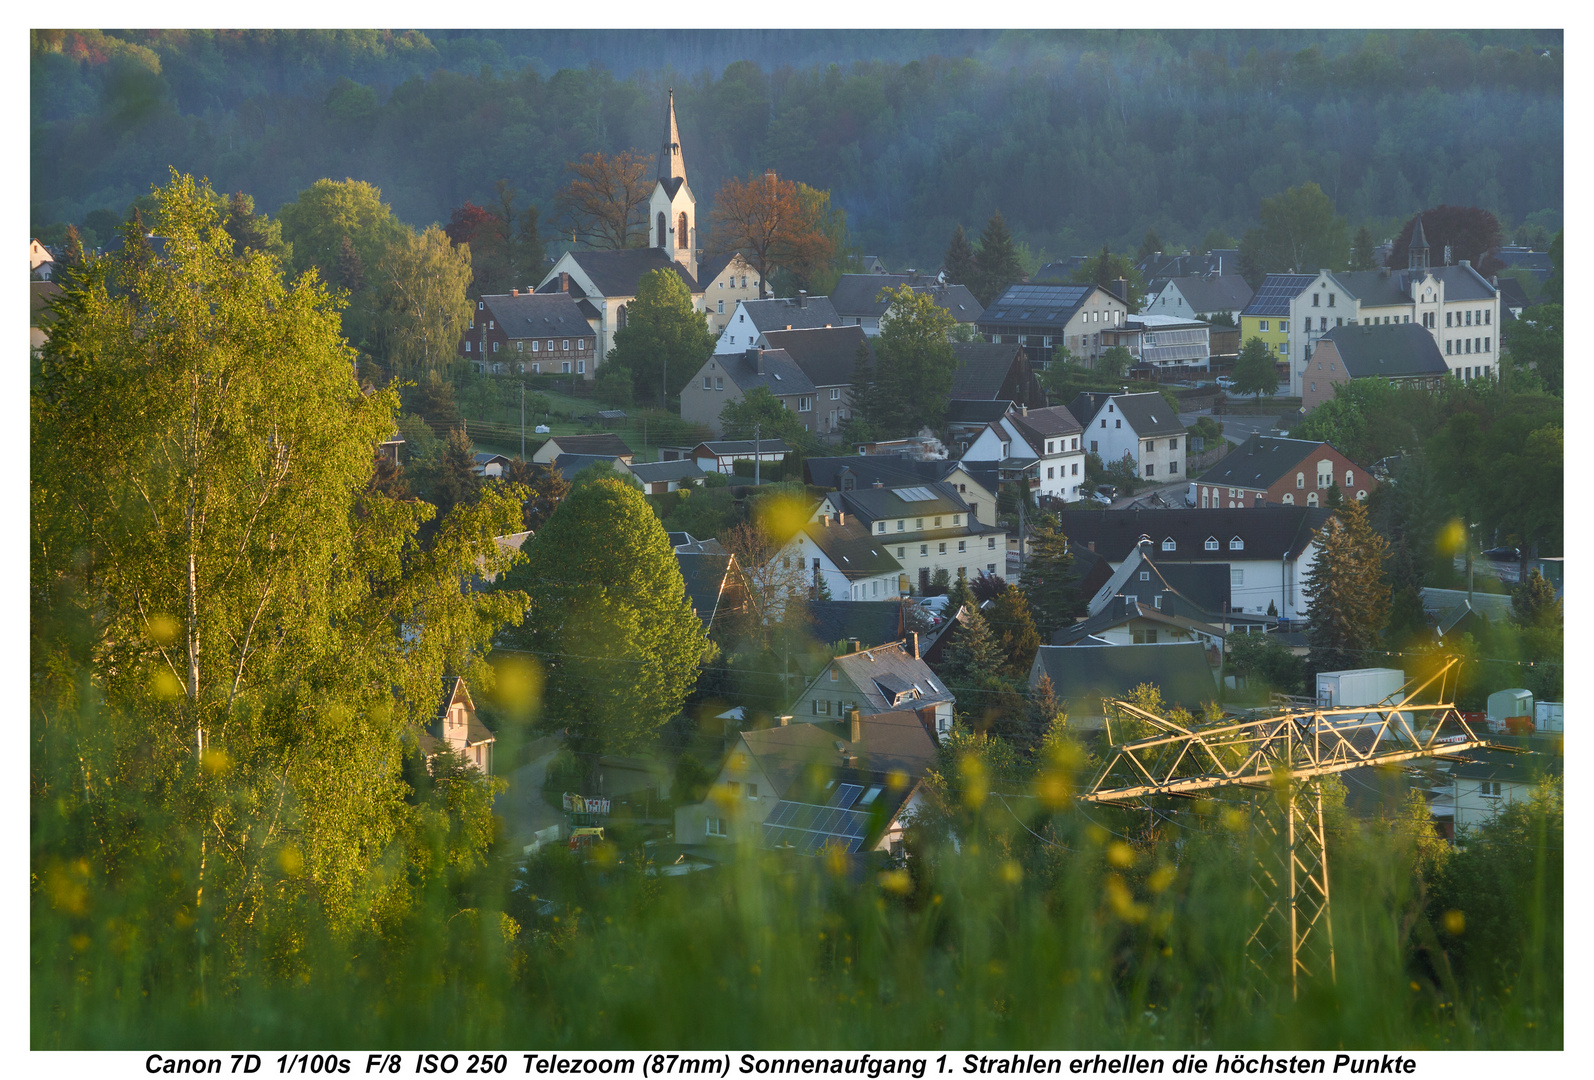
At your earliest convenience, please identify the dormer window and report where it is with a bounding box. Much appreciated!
[1205,537,1219,551]
[1161,538,1176,551]
[1230,537,1244,551]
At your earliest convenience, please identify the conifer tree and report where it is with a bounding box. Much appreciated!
[1304,501,1391,675]
[987,583,1042,677]
[943,223,977,286]
[972,211,1024,307]
[1019,515,1080,640]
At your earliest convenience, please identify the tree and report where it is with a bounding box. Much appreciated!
[32,171,526,942]
[1390,205,1505,277]
[943,224,977,286]
[1072,244,1145,310]
[1019,515,1080,640]
[220,190,291,264]
[446,181,546,297]
[1136,228,1163,264]
[333,234,366,294]
[409,426,481,520]
[867,284,959,436]
[1095,344,1133,380]
[1224,630,1304,696]
[718,386,810,447]
[971,211,1024,307]
[1505,303,1562,395]
[1304,500,1391,675]
[498,477,712,759]
[708,170,834,300]
[1511,568,1561,630]
[1236,183,1350,287]
[784,182,851,295]
[607,267,716,406]
[501,458,570,532]
[1233,336,1279,400]
[554,150,653,250]
[986,583,1041,678]
[1350,225,1380,271]
[372,224,474,375]
[278,178,410,352]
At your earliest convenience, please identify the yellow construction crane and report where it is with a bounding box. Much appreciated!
[1079,658,1509,998]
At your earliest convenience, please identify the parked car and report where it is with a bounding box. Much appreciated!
[1216,376,1237,389]
[1096,484,1119,500]
[1086,491,1112,507]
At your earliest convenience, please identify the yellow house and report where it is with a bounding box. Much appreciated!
[1238,274,1314,378]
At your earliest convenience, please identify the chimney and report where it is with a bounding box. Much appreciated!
[872,479,883,488]
[1088,540,1095,552]
[559,272,569,292]
[821,512,831,527]
[778,714,791,726]
[798,289,807,309]
[747,346,763,374]
[511,288,519,297]
[849,707,862,745]
[1019,404,1028,417]
[909,631,920,659]
[1459,259,1471,269]
[846,638,861,654]
[837,511,845,526]
[1112,277,1129,302]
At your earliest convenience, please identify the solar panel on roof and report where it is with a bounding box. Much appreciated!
[761,798,872,856]
[830,783,865,809]
[895,486,938,502]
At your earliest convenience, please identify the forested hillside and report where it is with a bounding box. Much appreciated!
[33,29,1562,269]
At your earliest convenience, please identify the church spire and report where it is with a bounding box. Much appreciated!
[1408,214,1429,273]
[660,89,686,183]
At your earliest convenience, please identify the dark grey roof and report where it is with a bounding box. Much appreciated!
[1009,404,1084,443]
[1060,507,1333,562]
[551,453,622,481]
[1108,393,1184,438]
[696,438,794,456]
[800,517,903,581]
[1162,274,1254,314]
[1030,642,1217,714]
[1450,742,1562,784]
[1493,276,1531,312]
[1052,596,1224,646]
[1067,392,1114,429]
[980,283,1114,331]
[829,274,984,322]
[676,551,737,629]
[735,295,840,333]
[1136,249,1239,282]
[1319,324,1449,379]
[833,480,971,525]
[697,252,740,284]
[480,291,593,340]
[629,459,707,484]
[541,248,699,298]
[1334,264,1499,309]
[828,641,954,712]
[715,347,817,397]
[742,709,939,796]
[949,343,1035,401]
[547,432,634,458]
[806,600,907,650]
[1198,434,1333,490]
[1241,274,1316,317]
[1031,257,1089,282]
[1156,563,1233,618]
[947,399,1017,426]
[759,325,872,388]
[804,454,950,492]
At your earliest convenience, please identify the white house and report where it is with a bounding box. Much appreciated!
[713,294,840,354]
[961,404,1086,501]
[777,511,903,602]
[1059,507,1333,622]
[1068,392,1187,483]
[1146,274,1254,322]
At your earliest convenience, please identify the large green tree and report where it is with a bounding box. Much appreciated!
[1019,515,1081,640]
[1237,182,1351,287]
[972,211,1024,307]
[943,224,976,287]
[496,477,713,759]
[1304,501,1391,675]
[1233,335,1279,400]
[863,284,958,436]
[1071,245,1145,310]
[32,171,526,945]
[718,385,813,448]
[608,268,716,407]
[372,224,474,375]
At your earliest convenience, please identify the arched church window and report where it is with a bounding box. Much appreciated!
[677,212,689,249]
[657,212,667,249]
[617,304,627,330]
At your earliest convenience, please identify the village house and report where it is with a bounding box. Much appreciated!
[1144,273,1254,322]
[679,346,817,437]
[789,638,954,738]
[458,290,596,375]
[948,342,1045,407]
[1301,324,1451,414]
[808,479,1007,593]
[531,433,634,465]
[1195,434,1378,508]
[1068,392,1186,483]
[960,404,1086,501]
[417,677,495,775]
[828,272,983,335]
[977,282,1131,368]
[803,454,1000,527]
[712,293,839,353]
[760,325,871,438]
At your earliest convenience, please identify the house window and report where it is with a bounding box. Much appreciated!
[1205,537,1219,551]
[532,363,540,374]
[1308,492,1319,507]
[938,542,947,554]
[1230,537,1244,550]
[477,302,484,310]
[877,522,886,534]
[1283,493,1294,505]
[716,377,724,390]
[1169,438,1178,450]
[799,397,813,412]
[1116,419,1122,429]
[953,515,961,525]
[465,341,472,353]
[988,537,996,549]
[579,339,586,350]
[831,388,841,400]
[1259,320,1268,332]
[1144,440,1154,453]
[1312,293,1320,307]
[958,540,966,553]
[717,299,725,314]
[704,377,712,390]
[577,360,586,374]
[1161,538,1176,551]
[517,341,524,352]
[935,517,943,527]
[1139,571,1150,581]
[531,341,539,352]
[1446,311,1453,328]
[1047,467,1055,479]
[897,547,905,558]
[1446,340,1452,355]
[562,362,571,373]
[1296,472,1305,488]
[547,340,555,352]
[1480,781,1502,798]
[1231,568,1244,587]
[829,669,838,681]
[897,520,905,531]
[1145,463,1154,477]
[706,817,726,837]
[1345,470,1354,487]
[919,544,928,556]
[915,518,924,529]
[746,784,758,799]
[987,563,997,575]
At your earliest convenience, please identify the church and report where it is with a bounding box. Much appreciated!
[535,91,760,378]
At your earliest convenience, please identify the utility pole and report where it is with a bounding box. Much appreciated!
[754,420,761,486]
[520,382,525,459]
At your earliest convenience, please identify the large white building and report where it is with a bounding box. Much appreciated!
[961,404,1086,501]
[1069,392,1187,483]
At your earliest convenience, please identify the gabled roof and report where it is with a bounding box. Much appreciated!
[806,600,907,650]
[831,480,972,525]
[946,399,1017,426]
[1008,404,1084,443]
[1059,507,1333,563]
[799,517,902,580]
[546,432,634,459]
[697,251,744,285]
[675,551,740,630]
[1052,595,1226,646]
[1136,249,1239,282]
[716,347,817,397]
[1319,324,1449,379]
[759,325,872,387]
[551,453,622,481]
[1108,393,1184,438]
[980,283,1118,331]
[733,295,841,333]
[1419,587,1513,623]
[697,438,794,457]
[1450,742,1562,785]
[1241,274,1316,317]
[628,459,707,484]
[1492,276,1531,312]
[825,641,954,713]
[431,676,495,747]
[479,291,593,340]
[1198,434,1337,490]
[542,248,699,298]
[949,343,1032,400]
[828,274,983,322]
[1067,392,1115,429]
[1162,274,1254,314]
[803,454,964,494]
[741,710,939,796]
[1030,642,1217,714]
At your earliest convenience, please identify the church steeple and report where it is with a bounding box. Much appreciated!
[660,89,686,183]
[1408,215,1430,273]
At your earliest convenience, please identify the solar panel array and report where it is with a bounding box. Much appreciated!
[1243,275,1315,317]
[984,284,1091,324]
[894,485,939,502]
[761,785,872,855]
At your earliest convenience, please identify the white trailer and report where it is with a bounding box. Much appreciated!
[1534,701,1563,733]
[1315,668,1405,709]
[1486,688,1534,733]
